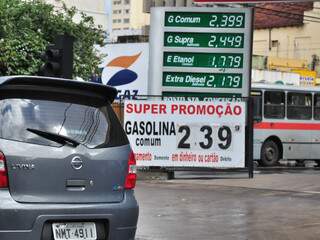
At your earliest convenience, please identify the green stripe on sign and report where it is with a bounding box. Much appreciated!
[163,52,243,69]
[164,32,244,49]
[164,12,245,28]
[163,72,243,88]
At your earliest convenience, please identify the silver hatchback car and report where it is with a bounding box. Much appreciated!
[0,76,138,240]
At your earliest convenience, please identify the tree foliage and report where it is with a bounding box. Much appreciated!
[0,0,106,79]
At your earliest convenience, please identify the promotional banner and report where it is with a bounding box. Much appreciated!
[99,43,149,100]
[124,100,246,168]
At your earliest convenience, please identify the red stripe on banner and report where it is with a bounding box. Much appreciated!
[254,122,320,130]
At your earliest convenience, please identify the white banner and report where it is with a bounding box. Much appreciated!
[124,100,246,168]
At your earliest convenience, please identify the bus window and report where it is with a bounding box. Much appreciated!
[252,91,262,121]
[314,94,320,120]
[264,91,285,119]
[287,92,312,120]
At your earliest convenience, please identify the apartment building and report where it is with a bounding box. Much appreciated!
[45,0,109,31]
[111,0,150,40]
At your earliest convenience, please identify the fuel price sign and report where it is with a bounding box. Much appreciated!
[149,7,253,97]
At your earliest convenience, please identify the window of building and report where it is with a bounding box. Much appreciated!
[271,40,279,48]
[125,9,130,14]
[264,91,285,119]
[113,10,121,14]
[113,19,121,23]
[124,0,130,4]
[287,92,312,120]
[123,18,130,23]
[113,1,121,5]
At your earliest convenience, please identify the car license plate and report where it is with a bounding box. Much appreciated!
[52,222,97,240]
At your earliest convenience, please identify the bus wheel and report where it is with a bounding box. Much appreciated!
[261,140,280,166]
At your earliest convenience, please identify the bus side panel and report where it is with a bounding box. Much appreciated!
[254,125,313,160]
[253,142,262,160]
[310,128,320,160]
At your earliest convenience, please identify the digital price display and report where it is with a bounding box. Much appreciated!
[163,72,243,88]
[164,32,244,48]
[165,12,245,28]
[149,7,253,97]
[163,52,243,68]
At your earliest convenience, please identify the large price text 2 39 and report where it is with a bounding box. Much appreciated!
[177,125,233,150]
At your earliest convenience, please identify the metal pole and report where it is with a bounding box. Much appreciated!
[247,97,254,178]
[248,7,255,179]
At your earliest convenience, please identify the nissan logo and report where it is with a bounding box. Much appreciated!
[71,156,83,170]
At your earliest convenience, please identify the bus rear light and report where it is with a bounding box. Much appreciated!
[125,151,137,189]
[0,152,8,188]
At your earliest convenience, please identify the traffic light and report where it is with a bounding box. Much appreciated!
[39,34,74,79]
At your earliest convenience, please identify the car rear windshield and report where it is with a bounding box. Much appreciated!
[0,98,111,148]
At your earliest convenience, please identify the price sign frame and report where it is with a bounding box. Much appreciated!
[148,7,253,97]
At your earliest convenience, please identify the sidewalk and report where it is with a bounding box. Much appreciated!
[166,170,320,194]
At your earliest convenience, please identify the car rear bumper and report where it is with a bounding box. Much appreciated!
[0,189,139,240]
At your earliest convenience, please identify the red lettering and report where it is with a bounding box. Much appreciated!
[126,103,133,113]
[171,104,178,114]
[180,105,187,114]
[143,104,150,113]
[187,105,195,114]
[159,104,167,114]
[151,104,157,114]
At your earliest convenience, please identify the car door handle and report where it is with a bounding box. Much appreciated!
[66,179,87,191]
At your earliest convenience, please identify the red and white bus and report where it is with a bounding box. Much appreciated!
[252,83,320,166]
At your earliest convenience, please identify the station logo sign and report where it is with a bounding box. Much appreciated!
[100,43,149,100]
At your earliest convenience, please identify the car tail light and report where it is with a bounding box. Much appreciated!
[0,151,8,188]
[125,151,137,189]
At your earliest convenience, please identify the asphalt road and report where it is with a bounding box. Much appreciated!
[135,170,320,240]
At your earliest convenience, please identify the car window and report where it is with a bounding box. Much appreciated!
[0,98,110,148]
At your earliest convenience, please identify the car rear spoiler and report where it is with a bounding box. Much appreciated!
[0,76,118,103]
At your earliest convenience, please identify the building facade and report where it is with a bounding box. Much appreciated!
[253,2,320,64]
[44,0,109,31]
[111,0,150,41]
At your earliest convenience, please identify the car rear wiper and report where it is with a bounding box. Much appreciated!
[26,128,80,147]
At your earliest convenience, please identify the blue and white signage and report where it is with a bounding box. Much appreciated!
[100,42,149,100]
